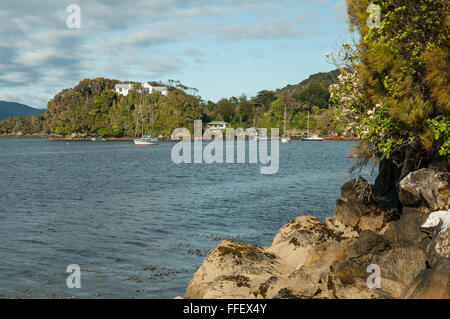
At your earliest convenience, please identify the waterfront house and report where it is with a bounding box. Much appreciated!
[143,83,169,96]
[207,121,229,132]
[204,121,230,140]
[115,83,169,96]
[115,83,133,96]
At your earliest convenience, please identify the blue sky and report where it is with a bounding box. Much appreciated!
[0,0,353,109]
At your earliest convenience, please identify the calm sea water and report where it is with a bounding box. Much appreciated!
[0,138,368,299]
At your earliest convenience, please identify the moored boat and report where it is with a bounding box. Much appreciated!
[301,110,323,141]
[302,135,324,141]
[324,136,344,140]
[134,134,158,145]
[134,83,158,146]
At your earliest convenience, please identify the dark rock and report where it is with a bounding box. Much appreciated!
[334,199,363,228]
[428,156,450,172]
[383,211,430,249]
[348,231,386,261]
[335,177,401,231]
[274,288,301,299]
[372,158,403,209]
[340,177,371,201]
[402,258,450,299]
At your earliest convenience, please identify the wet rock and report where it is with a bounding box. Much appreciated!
[398,168,449,211]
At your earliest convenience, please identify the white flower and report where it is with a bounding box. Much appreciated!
[325,52,332,57]
[367,110,374,115]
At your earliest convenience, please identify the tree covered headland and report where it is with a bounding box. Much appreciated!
[331,0,449,161]
[0,70,342,138]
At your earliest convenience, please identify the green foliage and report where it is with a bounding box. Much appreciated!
[428,115,450,156]
[0,70,341,137]
[341,0,450,158]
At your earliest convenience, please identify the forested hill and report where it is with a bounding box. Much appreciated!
[0,70,343,138]
[0,101,45,120]
[275,69,341,108]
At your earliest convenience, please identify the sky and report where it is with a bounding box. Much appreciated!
[0,0,354,109]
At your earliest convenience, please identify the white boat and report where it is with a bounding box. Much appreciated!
[281,106,290,143]
[301,110,323,141]
[302,135,324,141]
[91,136,106,142]
[134,83,158,146]
[134,135,158,145]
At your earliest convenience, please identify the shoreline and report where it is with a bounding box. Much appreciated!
[0,134,359,142]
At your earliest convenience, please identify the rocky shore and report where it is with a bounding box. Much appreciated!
[184,156,450,299]
[0,132,134,141]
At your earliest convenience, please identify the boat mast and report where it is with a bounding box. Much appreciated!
[284,106,287,137]
[307,110,310,138]
[141,83,144,137]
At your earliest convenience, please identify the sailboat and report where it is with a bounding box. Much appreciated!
[134,83,158,146]
[281,105,289,143]
[302,110,323,141]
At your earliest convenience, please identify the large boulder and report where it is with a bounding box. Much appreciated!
[372,247,428,298]
[185,217,344,299]
[266,216,341,271]
[185,240,282,299]
[398,168,449,212]
[263,260,332,299]
[334,178,400,232]
[402,258,450,299]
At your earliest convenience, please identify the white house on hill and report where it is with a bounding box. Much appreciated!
[115,83,169,96]
[115,83,133,96]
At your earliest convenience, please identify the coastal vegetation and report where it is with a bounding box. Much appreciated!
[330,0,449,161]
[0,71,341,138]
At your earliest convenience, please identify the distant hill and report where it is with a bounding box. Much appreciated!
[275,69,341,109]
[0,101,45,120]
